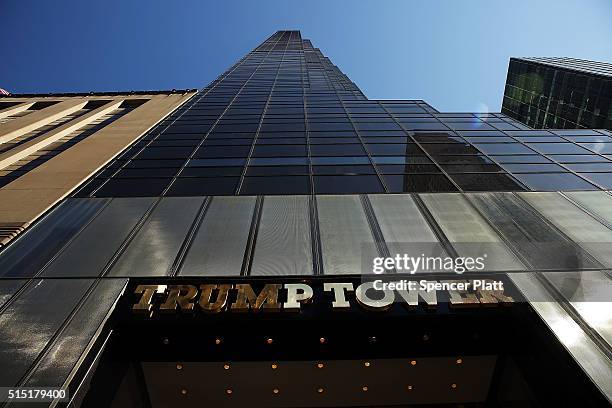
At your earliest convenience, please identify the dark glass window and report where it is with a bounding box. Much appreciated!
[354,122,401,131]
[314,175,384,193]
[257,137,307,145]
[310,137,361,144]
[95,178,171,197]
[527,143,593,155]
[501,163,567,173]
[578,173,612,188]
[164,124,212,134]
[308,131,357,138]
[400,122,450,131]
[513,136,567,143]
[372,156,432,165]
[441,164,503,172]
[309,122,353,131]
[420,143,479,155]
[550,155,610,163]
[310,144,366,156]
[134,147,194,160]
[240,176,311,194]
[449,173,526,191]
[246,166,309,176]
[147,139,201,147]
[312,165,376,175]
[202,138,254,146]
[207,132,256,140]
[492,155,552,164]
[367,144,423,155]
[463,136,516,143]
[474,143,536,155]
[412,132,466,143]
[311,156,370,165]
[260,123,306,132]
[252,145,307,157]
[114,168,179,178]
[188,158,247,167]
[565,135,612,143]
[249,157,309,166]
[358,131,406,137]
[166,177,240,196]
[214,123,260,133]
[512,173,597,191]
[193,146,251,158]
[445,121,497,131]
[383,174,457,192]
[362,136,412,144]
[577,143,612,154]
[179,167,244,177]
[377,164,440,173]
[565,163,612,172]
[258,131,306,139]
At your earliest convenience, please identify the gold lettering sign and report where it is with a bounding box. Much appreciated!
[396,288,438,309]
[477,279,514,305]
[160,285,198,313]
[131,279,515,315]
[323,282,354,309]
[230,284,281,313]
[283,283,313,312]
[354,282,394,311]
[133,285,166,314]
[199,284,231,313]
[446,280,481,308]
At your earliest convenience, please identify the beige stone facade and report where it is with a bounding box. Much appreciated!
[0,91,196,246]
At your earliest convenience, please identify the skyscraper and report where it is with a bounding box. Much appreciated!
[502,57,612,130]
[0,31,611,407]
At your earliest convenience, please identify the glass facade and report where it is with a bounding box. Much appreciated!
[0,191,612,405]
[73,34,612,194]
[502,57,612,130]
[4,191,612,278]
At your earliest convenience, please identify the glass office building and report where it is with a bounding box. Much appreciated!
[0,31,611,407]
[502,57,612,131]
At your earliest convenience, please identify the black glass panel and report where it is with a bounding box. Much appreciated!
[240,176,311,195]
[441,164,503,172]
[134,147,194,160]
[449,173,526,191]
[578,172,612,188]
[115,168,179,178]
[383,174,457,192]
[165,177,240,196]
[511,173,597,191]
[467,192,602,270]
[95,178,171,197]
[313,175,384,193]
[194,146,251,158]
[377,164,441,173]
[366,144,423,155]
[310,145,366,156]
[252,145,308,157]
[246,166,310,176]
[0,200,108,277]
[179,167,244,177]
[125,159,186,168]
[421,143,480,155]
[312,165,376,175]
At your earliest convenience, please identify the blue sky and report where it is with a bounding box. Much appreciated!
[2,0,612,112]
